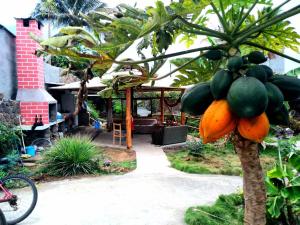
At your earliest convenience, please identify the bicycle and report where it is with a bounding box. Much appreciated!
[0,209,7,225]
[0,158,38,225]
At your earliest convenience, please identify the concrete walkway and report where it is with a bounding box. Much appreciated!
[20,135,242,225]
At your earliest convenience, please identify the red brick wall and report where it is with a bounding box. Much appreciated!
[16,19,50,125]
[16,19,44,89]
[20,102,49,125]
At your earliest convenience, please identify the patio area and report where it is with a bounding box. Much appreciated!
[71,125,188,149]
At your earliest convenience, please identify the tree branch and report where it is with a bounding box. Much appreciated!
[177,17,230,41]
[113,45,224,65]
[180,27,226,39]
[231,0,258,35]
[233,5,300,45]
[152,54,204,81]
[210,1,230,34]
[239,0,291,34]
[244,41,300,63]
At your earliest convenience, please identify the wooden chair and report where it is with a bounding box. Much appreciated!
[113,123,126,145]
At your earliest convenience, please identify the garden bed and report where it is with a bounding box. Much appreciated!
[29,146,136,183]
[164,142,277,176]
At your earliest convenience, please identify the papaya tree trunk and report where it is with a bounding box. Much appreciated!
[234,134,266,225]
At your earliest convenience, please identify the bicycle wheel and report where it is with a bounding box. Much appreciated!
[0,209,7,225]
[0,175,38,225]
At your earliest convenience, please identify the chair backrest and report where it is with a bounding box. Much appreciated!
[113,123,122,134]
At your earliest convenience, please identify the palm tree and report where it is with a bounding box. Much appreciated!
[31,0,106,27]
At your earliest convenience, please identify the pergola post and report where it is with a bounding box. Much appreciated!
[107,98,113,131]
[181,112,186,125]
[126,88,132,149]
[180,89,186,125]
[160,89,164,124]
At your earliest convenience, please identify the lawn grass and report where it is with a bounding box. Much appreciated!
[165,142,277,176]
[185,193,244,225]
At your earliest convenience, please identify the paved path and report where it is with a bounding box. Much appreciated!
[20,135,242,225]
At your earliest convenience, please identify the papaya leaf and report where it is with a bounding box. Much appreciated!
[267,164,285,179]
[267,196,284,218]
[281,186,300,203]
[170,57,220,87]
[289,153,300,172]
[265,177,280,196]
[291,176,300,186]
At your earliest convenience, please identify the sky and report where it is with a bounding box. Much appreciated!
[0,0,298,85]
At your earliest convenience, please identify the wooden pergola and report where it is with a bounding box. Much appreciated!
[50,75,186,149]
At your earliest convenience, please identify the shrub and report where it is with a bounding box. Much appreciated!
[187,140,204,158]
[41,136,100,176]
[0,150,20,171]
[0,123,21,156]
[185,193,244,225]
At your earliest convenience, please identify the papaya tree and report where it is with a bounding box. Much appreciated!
[31,1,300,224]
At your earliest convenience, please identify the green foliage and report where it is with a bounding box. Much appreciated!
[50,55,69,68]
[265,140,300,224]
[187,140,204,158]
[31,0,106,27]
[0,150,20,171]
[87,101,99,120]
[171,58,220,86]
[185,193,244,225]
[32,0,300,94]
[0,170,7,180]
[0,123,21,156]
[41,136,100,176]
[286,67,300,77]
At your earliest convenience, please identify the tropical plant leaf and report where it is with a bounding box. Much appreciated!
[281,186,300,203]
[59,26,97,45]
[171,57,221,87]
[267,196,284,218]
[267,164,287,179]
[139,1,172,37]
[291,176,300,186]
[265,177,280,196]
[289,153,300,172]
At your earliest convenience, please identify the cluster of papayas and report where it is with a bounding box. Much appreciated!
[181,50,300,143]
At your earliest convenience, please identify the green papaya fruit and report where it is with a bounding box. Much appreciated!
[181,82,214,116]
[210,70,233,99]
[227,56,243,72]
[227,77,268,118]
[247,51,267,64]
[246,65,267,82]
[269,75,300,101]
[203,50,223,60]
[265,82,284,112]
[261,65,273,79]
[267,104,289,126]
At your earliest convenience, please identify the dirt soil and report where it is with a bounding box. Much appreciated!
[103,148,136,162]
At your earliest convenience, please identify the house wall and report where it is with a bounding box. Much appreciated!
[44,62,61,84]
[0,28,16,99]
